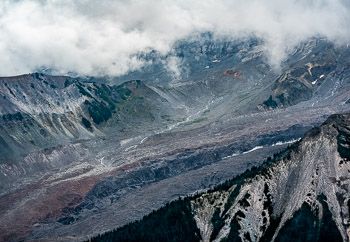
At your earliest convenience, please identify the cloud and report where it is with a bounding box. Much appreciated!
[162,56,184,80]
[0,0,349,77]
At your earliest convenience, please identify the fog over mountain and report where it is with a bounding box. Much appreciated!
[0,0,350,76]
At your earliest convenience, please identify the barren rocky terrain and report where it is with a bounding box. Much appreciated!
[0,37,350,241]
[97,113,350,241]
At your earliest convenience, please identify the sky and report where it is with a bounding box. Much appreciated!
[0,0,349,77]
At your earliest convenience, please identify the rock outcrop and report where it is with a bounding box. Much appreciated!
[194,113,350,241]
[94,113,350,242]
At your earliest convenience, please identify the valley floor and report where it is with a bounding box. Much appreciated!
[1,99,350,241]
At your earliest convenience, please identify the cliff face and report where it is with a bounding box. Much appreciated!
[191,113,350,241]
[96,113,350,242]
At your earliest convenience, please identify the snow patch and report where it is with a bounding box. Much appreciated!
[271,138,301,146]
[243,146,264,154]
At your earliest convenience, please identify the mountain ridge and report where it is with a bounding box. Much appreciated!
[0,37,350,241]
[90,113,350,242]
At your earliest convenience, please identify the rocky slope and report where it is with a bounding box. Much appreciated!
[0,75,183,186]
[191,113,350,242]
[0,37,350,241]
[118,37,350,116]
[93,113,350,242]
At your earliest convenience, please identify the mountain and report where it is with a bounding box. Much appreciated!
[0,37,350,241]
[0,74,187,185]
[91,113,350,242]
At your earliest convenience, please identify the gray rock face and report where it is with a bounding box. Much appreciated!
[190,114,350,241]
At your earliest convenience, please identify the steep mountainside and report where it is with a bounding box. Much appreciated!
[119,38,350,119]
[92,113,350,242]
[0,37,350,241]
[0,75,183,184]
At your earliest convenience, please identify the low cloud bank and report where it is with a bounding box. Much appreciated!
[0,0,349,76]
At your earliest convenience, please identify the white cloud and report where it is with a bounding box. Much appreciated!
[0,0,349,76]
[163,56,184,80]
